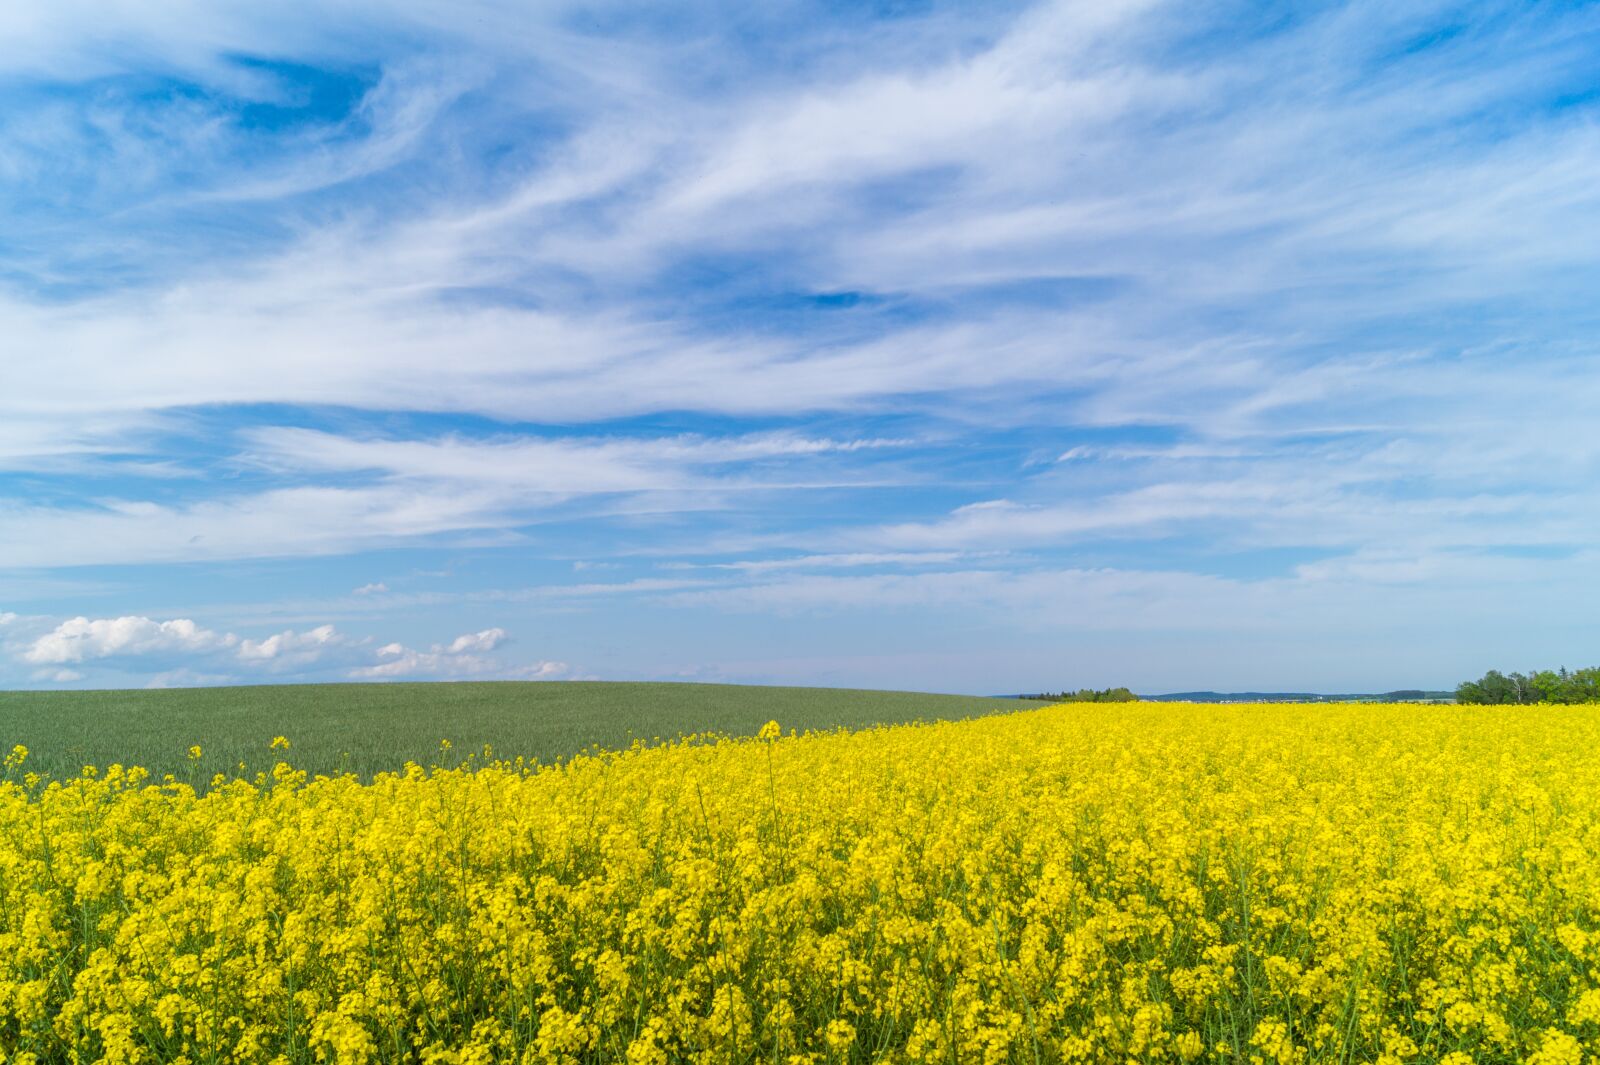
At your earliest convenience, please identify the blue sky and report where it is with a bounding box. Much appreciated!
[2,0,1598,693]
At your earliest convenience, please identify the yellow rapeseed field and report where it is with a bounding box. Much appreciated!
[4,702,1600,1064]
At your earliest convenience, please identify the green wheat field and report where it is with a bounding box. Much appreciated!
[0,681,1041,783]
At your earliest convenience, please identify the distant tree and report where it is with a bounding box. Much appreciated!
[1571,668,1600,702]
[1532,669,1565,703]
[1530,667,1600,704]
[1488,671,1523,703]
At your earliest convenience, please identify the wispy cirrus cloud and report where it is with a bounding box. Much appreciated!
[0,427,921,569]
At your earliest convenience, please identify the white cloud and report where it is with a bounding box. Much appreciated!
[676,552,974,573]
[0,426,921,569]
[22,615,237,664]
[444,627,505,654]
[665,552,1600,637]
[509,660,570,679]
[518,579,707,599]
[352,582,389,596]
[0,485,516,569]
[144,668,236,689]
[667,567,1229,619]
[14,614,359,675]
[243,427,910,490]
[0,413,166,472]
[235,624,359,669]
[349,626,559,680]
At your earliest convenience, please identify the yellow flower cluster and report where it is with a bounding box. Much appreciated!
[4,703,1600,1063]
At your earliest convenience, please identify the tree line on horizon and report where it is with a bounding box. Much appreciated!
[1021,687,1139,703]
[1456,667,1600,704]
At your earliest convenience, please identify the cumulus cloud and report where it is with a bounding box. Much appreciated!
[350,627,561,680]
[22,616,237,665]
[236,625,357,668]
[12,614,371,675]
[352,582,389,596]
[443,628,505,654]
